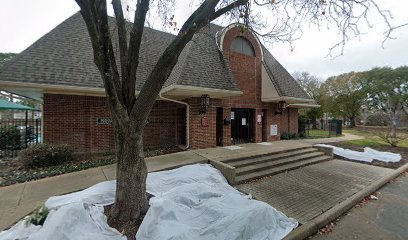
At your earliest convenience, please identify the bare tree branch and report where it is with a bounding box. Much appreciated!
[75,0,124,119]
[122,0,150,113]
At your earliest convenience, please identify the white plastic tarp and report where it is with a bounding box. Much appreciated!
[140,164,298,240]
[0,164,298,240]
[315,144,401,163]
[44,180,116,209]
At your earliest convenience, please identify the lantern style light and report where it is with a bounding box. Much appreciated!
[200,94,210,113]
[275,101,287,114]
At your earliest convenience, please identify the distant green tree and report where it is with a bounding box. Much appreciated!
[323,72,365,127]
[293,72,324,129]
[362,66,408,146]
[0,53,16,68]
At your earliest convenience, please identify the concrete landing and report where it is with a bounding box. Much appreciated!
[192,141,312,162]
[236,159,393,224]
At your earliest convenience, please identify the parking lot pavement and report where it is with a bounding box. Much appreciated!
[311,172,408,240]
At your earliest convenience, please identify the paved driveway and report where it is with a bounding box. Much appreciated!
[311,173,408,240]
[236,159,393,224]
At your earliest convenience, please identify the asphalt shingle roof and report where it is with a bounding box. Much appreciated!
[0,12,309,100]
[262,46,311,99]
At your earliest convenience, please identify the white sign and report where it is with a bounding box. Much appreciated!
[270,124,277,136]
[231,112,235,120]
[242,118,247,125]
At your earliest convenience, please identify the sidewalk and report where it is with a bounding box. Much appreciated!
[0,134,361,231]
[0,151,208,230]
[291,132,363,144]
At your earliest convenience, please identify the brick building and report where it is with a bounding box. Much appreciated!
[0,13,316,152]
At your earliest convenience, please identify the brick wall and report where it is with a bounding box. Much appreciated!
[183,26,300,148]
[43,94,186,152]
[186,98,218,149]
[280,108,299,134]
[42,26,301,151]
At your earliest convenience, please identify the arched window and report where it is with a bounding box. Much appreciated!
[230,37,255,57]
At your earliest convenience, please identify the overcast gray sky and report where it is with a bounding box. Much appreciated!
[1,0,407,80]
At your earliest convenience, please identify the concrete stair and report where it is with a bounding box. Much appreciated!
[212,146,332,184]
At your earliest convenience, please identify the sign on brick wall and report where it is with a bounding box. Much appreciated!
[97,118,112,125]
[270,124,277,136]
[201,116,209,127]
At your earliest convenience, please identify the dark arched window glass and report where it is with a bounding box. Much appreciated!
[230,37,255,57]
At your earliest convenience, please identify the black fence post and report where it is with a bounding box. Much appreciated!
[25,111,28,148]
[35,119,39,144]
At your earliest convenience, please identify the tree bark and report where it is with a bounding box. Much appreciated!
[350,117,356,128]
[75,0,248,228]
[108,119,148,224]
[390,112,398,139]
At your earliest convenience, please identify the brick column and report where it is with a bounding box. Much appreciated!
[269,104,281,141]
[255,108,263,143]
[187,98,217,149]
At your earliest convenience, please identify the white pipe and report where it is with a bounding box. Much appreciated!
[159,94,190,149]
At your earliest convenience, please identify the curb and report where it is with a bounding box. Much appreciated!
[283,162,408,240]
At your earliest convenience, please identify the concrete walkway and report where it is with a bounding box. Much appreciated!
[237,159,393,224]
[290,132,363,144]
[0,133,362,231]
[0,151,208,230]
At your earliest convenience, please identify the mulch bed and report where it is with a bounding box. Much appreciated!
[104,205,146,240]
[0,145,184,187]
[326,142,408,169]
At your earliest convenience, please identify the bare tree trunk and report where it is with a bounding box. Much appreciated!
[108,120,148,225]
[350,117,356,128]
[390,113,397,139]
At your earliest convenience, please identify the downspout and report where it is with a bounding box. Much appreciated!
[159,93,190,149]
[287,108,290,133]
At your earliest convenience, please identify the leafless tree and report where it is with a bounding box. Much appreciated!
[74,0,407,232]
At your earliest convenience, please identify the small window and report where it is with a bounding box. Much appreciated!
[230,37,255,57]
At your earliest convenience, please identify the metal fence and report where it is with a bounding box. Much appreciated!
[299,119,342,138]
[0,119,41,158]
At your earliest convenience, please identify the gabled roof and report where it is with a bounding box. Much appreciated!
[0,12,309,100]
[262,46,310,99]
[0,12,239,93]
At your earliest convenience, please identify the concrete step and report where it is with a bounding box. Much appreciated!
[222,146,312,164]
[229,148,319,168]
[235,151,325,176]
[235,155,331,184]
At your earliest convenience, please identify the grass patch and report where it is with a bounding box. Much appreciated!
[341,139,388,148]
[343,128,408,149]
[308,129,330,138]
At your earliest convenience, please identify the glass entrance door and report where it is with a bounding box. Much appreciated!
[231,108,251,144]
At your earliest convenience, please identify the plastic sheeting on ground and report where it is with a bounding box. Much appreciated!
[45,181,116,209]
[140,164,298,240]
[0,164,298,240]
[315,144,402,163]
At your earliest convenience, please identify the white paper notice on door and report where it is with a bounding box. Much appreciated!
[270,124,277,136]
[242,118,247,125]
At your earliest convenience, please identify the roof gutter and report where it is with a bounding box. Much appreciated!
[262,96,315,104]
[287,103,321,108]
[158,93,189,149]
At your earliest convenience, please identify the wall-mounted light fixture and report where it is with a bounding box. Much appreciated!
[275,101,287,114]
[200,94,210,113]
